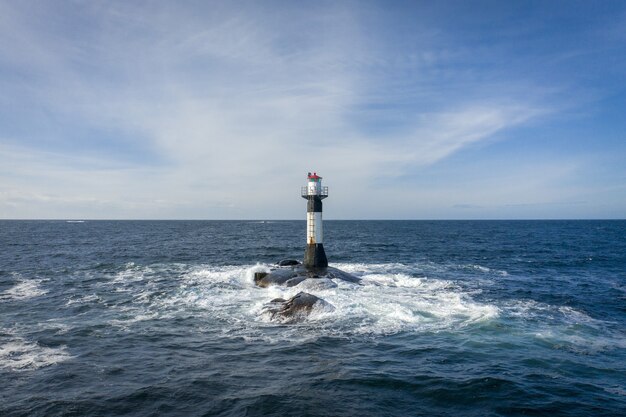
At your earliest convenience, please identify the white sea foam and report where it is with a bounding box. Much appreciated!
[462,263,509,276]
[501,299,624,353]
[109,310,160,329]
[243,263,271,285]
[1,279,47,301]
[0,336,71,371]
[111,263,155,284]
[334,261,509,277]
[534,330,626,354]
[604,386,626,396]
[96,262,622,352]
[126,263,500,340]
[472,264,491,273]
[65,293,101,306]
[503,300,604,326]
[295,278,338,290]
[332,262,414,275]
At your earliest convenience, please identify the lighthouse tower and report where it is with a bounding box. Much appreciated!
[301,172,328,269]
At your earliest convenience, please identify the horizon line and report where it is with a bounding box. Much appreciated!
[1,218,624,222]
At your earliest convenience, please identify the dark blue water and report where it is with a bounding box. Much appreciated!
[1,220,625,416]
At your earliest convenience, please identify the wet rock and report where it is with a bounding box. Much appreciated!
[295,277,338,290]
[285,276,308,287]
[323,267,361,284]
[254,272,269,285]
[254,264,360,288]
[276,259,301,266]
[255,268,298,288]
[262,292,333,323]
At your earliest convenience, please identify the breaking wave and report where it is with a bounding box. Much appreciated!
[74,261,623,352]
[0,335,71,371]
[500,299,626,354]
[0,278,47,301]
[94,262,501,341]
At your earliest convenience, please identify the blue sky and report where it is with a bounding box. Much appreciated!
[1,0,625,219]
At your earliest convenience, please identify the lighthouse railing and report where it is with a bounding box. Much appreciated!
[301,186,328,198]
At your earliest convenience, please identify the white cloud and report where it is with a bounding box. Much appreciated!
[0,1,583,219]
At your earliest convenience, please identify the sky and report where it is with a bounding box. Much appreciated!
[1,0,625,220]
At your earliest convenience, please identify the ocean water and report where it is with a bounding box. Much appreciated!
[0,220,624,416]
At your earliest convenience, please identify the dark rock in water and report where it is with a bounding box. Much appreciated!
[254,271,269,285]
[255,268,298,287]
[294,277,338,290]
[262,292,333,323]
[254,264,360,288]
[255,260,356,323]
[285,276,308,287]
[276,259,301,266]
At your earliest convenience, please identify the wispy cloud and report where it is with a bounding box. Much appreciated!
[0,1,623,218]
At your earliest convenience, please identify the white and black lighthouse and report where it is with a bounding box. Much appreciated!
[252,172,360,291]
[302,172,328,269]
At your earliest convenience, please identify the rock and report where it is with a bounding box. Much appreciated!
[254,268,298,288]
[285,276,309,287]
[323,267,361,284]
[295,277,338,290]
[254,264,360,288]
[254,260,357,323]
[254,272,269,285]
[277,259,301,266]
[262,292,333,323]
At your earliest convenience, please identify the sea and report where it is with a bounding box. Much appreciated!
[0,220,624,416]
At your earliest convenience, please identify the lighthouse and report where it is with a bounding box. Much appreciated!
[252,172,360,290]
[301,172,328,268]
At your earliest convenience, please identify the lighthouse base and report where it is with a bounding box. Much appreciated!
[304,243,328,269]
